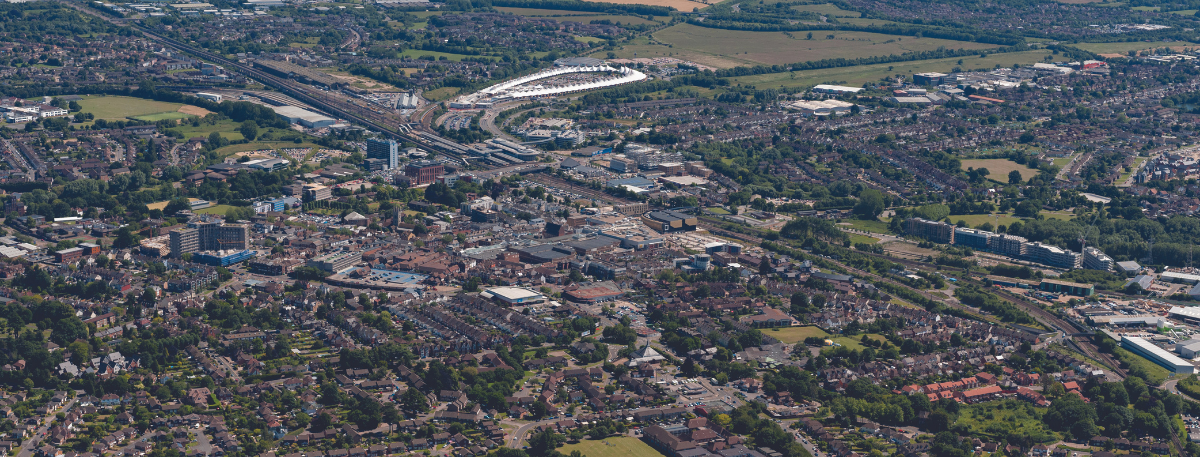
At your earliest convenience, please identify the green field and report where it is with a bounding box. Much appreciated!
[423,87,462,101]
[1070,40,1196,55]
[707,207,731,215]
[788,2,861,17]
[947,213,1021,228]
[558,437,666,457]
[956,399,1059,443]
[399,48,491,62]
[171,119,246,141]
[195,204,239,216]
[766,325,829,344]
[1113,346,1170,386]
[132,111,194,122]
[727,50,1053,88]
[593,24,999,68]
[828,334,885,351]
[78,95,186,121]
[214,141,320,157]
[842,218,893,234]
[554,14,661,25]
[959,159,1040,182]
[849,233,880,245]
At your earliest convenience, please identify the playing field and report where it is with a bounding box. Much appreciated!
[214,141,320,157]
[132,112,194,122]
[959,159,1040,182]
[600,24,999,68]
[195,205,239,216]
[558,437,667,457]
[766,326,829,344]
[77,96,190,120]
[171,119,246,141]
[727,50,1053,87]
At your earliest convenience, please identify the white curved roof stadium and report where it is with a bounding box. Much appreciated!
[454,64,647,107]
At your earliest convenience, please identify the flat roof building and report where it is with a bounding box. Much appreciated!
[481,287,545,305]
[307,250,362,274]
[1121,336,1195,374]
[642,210,697,233]
[272,105,335,128]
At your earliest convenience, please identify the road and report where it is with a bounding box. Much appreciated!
[16,398,75,457]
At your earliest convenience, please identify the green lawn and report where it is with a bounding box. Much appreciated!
[195,205,239,216]
[955,399,1059,443]
[842,219,892,234]
[171,119,246,141]
[557,437,666,457]
[423,87,462,102]
[948,213,1020,228]
[767,325,829,344]
[828,334,886,351]
[849,233,880,245]
[132,111,194,122]
[1070,40,1196,55]
[399,49,492,62]
[959,159,1040,182]
[78,95,185,120]
[707,207,731,215]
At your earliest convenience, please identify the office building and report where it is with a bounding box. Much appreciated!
[952,227,992,250]
[1121,336,1195,374]
[642,210,697,233]
[913,72,948,86]
[1026,242,1081,269]
[302,184,332,202]
[990,234,1028,258]
[405,160,444,185]
[1083,246,1114,271]
[170,219,250,259]
[366,139,399,170]
[904,218,954,244]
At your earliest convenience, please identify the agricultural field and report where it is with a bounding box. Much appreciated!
[766,325,830,344]
[1069,40,1198,55]
[959,159,1040,182]
[728,49,1053,88]
[604,24,1000,68]
[557,436,666,457]
[77,95,203,121]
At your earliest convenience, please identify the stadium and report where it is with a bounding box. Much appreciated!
[451,57,647,108]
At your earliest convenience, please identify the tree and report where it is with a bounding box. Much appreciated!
[401,386,429,413]
[854,189,886,219]
[527,429,565,456]
[1019,131,1035,144]
[759,256,773,276]
[309,412,332,432]
[113,226,141,249]
[1008,170,1023,184]
[164,198,191,215]
[239,121,259,141]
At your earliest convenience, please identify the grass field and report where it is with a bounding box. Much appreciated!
[213,141,320,157]
[1113,346,1170,385]
[554,14,661,25]
[132,111,194,122]
[842,218,893,234]
[956,400,1058,443]
[398,49,490,62]
[578,0,709,11]
[788,2,860,17]
[767,326,829,344]
[827,334,885,351]
[78,95,185,121]
[594,25,997,68]
[1070,40,1197,55]
[195,205,238,216]
[707,207,731,215]
[727,50,1053,88]
[558,437,666,457]
[495,7,593,15]
[849,233,880,244]
[947,213,1020,228]
[423,87,461,101]
[172,120,246,141]
[959,159,1040,182]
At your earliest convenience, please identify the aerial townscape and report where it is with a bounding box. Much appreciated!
[15,1,1200,457]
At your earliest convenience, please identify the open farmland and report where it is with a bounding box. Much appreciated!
[728,49,1053,88]
[959,159,1040,182]
[602,24,1000,68]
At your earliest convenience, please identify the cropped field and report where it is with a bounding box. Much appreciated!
[767,326,829,344]
[78,96,185,120]
[728,49,1053,87]
[959,159,1040,182]
[1070,40,1197,55]
[558,437,666,457]
[606,24,999,68]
